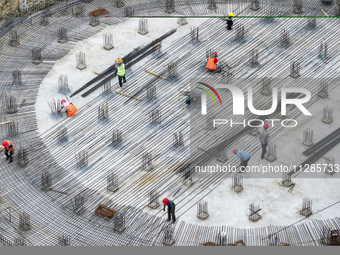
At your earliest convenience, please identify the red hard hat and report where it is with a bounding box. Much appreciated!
[213,51,217,55]
[163,198,168,204]
[2,140,8,147]
[233,149,237,154]
[264,123,269,128]
[61,99,66,104]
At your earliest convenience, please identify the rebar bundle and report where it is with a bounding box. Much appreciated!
[58,75,70,93]
[307,18,316,28]
[76,52,87,70]
[281,172,293,187]
[265,143,277,162]
[325,156,335,175]
[232,173,243,193]
[149,107,162,125]
[32,48,42,65]
[250,0,260,11]
[165,0,175,14]
[107,173,119,192]
[177,17,187,26]
[12,70,22,86]
[162,224,175,245]
[293,0,303,14]
[57,27,68,44]
[112,129,123,146]
[318,81,328,98]
[235,24,245,41]
[249,49,259,66]
[124,6,134,17]
[89,16,100,27]
[19,212,31,231]
[190,27,199,43]
[141,152,153,171]
[197,200,209,219]
[41,170,52,192]
[290,61,300,78]
[9,30,19,46]
[58,235,71,246]
[17,149,29,167]
[318,41,328,59]
[75,150,88,168]
[103,33,114,50]
[300,197,312,217]
[113,213,125,232]
[4,94,18,113]
[207,0,217,10]
[280,29,290,47]
[56,125,68,143]
[173,131,184,148]
[98,103,109,120]
[48,99,63,116]
[138,18,148,35]
[5,121,18,137]
[322,105,333,124]
[249,203,261,222]
[303,128,314,147]
[146,84,157,99]
[115,0,125,8]
[148,190,160,209]
[72,194,85,215]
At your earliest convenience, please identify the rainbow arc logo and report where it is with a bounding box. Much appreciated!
[197,82,222,106]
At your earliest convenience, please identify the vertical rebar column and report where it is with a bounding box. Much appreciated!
[149,107,162,125]
[249,49,259,66]
[322,105,333,124]
[280,29,290,47]
[115,0,125,7]
[76,52,87,70]
[138,18,148,35]
[58,235,71,246]
[232,173,243,193]
[281,172,293,187]
[183,165,193,187]
[197,200,209,219]
[235,24,245,41]
[32,48,42,65]
[292,0,303,14]
[89,16,100,27]
[250,0,260,11]
[4,94,18,113]
[112,129,122,146]
[177,17,187,26]
[173,131,184,148]
[107,172,119,192]
[103,33,114,50]
[12,70,22,86]
[5,121,18,137]
[249,203,261,222]
[58,27,68,44]
[102,79,112,95]
[147,84,157,99]
[167,62,177,80]
[190,27,199,43]
[56,125,68,142]
[307,18,316,28]
[290,61,300,78]
[48,99,62,116]
[19,212,31,231]
[318,81,328,98]
[72,194,85,215]
[124,6,134,17]
[9,30,20,46]
[98,103,109,120]
[265,143,277,162]
[75,150,88,168]
[58,75,70,93]
[325,156,335,175]
[207,0,217,10]
[41,170,52,191]
[300,198,312,217]
[17,148,29,167]
[148,190,160,209]
[113,213,125,232]
[162,224,175,245]
[318,41,328,59]
[165,0,175,13]
[302,128,314,147]
[141,152,153,171]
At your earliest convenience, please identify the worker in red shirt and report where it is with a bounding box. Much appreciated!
[205,52,221,73]
[2,140,14,164]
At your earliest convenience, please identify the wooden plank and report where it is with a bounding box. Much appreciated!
[115,91,142,101]
[0,121,13,126]
[92,70,108,78]
[145,69,167,79]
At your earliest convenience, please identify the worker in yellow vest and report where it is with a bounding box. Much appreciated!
[2,140,14,164]
[116,57,127,88]
[61,99,77,117]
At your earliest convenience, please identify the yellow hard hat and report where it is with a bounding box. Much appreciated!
[229,12,234,17]
[116,57,122,62]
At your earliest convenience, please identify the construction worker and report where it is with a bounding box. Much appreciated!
[116,57,127,88]
[226,12,234,30]
[2,140,14,164]
[205,52,222,73]
[259,123,270,159]
[61,99,77,117]
[163,198,176,223]
[233,149,251,171]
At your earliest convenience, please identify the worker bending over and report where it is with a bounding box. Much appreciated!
[163,198,176,223]
[233,149,251,172]
[205,51,222,73]
[116,57,127,88]
[61,99,77,117]
[2,140,14,164]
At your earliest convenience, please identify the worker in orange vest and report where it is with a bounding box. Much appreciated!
[61,99,77,117]
[2,140,14,164]
[205,52,221,73]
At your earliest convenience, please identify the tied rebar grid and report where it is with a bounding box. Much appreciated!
[149,107,162,125]
[75,150,88,168]
[249,203,261,222]
[232,173,243,193]
[207,0,217,10]
[58,75,70,93]
[17,148,29,167]
[249,49,259,67]
[124,6,134,17]
[39,15,49,26]
[173,131,184,148]
[58,235,71,246]
[281,172,294,187]
[318,81,329,98]
[0,235,13,246]
[290,61,301,78]
[56,125,68,142]
[14,237,27,246]
[162,224,175,245]
[190,27,199,43]
[107,172,119,192]
[148,190,160,209]
[76,52,86,70]
[112,129,122,146]
[32,48,42,65]
[197,200,209,219]
[300,197,312,217]
[165,0,175,14]
[19,212,31,231]
[307,18,316,29]
[235,24,245,41]
[250,0,260,11]
[89,16,100,27]
[72,194,85,215]
[41,170,52,192]
[4,94,18,113]
[324,156,335,175]
[138,18,148,35]
[9,30,19,47]
[141,152,153,171]
[177,17,187,26]
[280,29,290,47]
[167,62,178,80]
[103,33,114,50]
[319,41,328,59]
[48,99,62,116]
[12,70,22,86]
[265,143,277,162]
[57,27,68,44]
[113,213,125,232]
[146,84,157,99]
[98,103,109,121]
[115,0,125,8]
[261,77,271,96]
[322,105,333,124]
[303,128,314,147]
[4,121,18,137]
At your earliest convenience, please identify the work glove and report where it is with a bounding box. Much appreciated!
[170,210,174,213]
[163,207,165,211]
